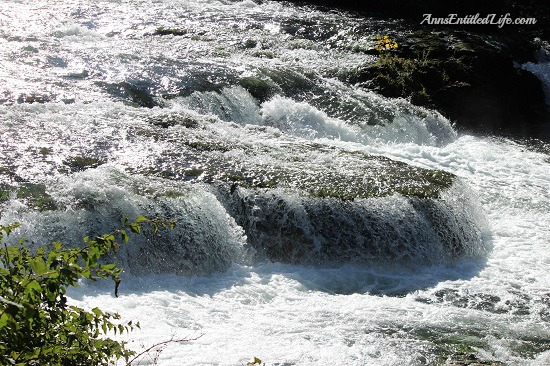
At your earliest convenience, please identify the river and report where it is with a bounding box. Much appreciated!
[0,1,549,365]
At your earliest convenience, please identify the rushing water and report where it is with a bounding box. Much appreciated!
[1,1,549,365]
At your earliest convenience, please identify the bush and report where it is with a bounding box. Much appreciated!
[0,217,174,365]
[351,36,451,105]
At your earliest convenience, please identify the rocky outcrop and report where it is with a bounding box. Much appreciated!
[216,181,487,266]
[282,1,550,140]
[349,30,549,139]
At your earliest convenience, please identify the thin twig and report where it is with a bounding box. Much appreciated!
[126,334,203,365]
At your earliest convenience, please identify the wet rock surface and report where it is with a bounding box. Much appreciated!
[282,0,550,140]
[353,30,549,139]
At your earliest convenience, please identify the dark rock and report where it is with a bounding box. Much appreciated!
[282,0,549,37]
[349,29,549,139]
[98,81,159,108]
[239,76,279,103]
[63,156,106,172]
[153,27,187,36]
[281,1,550,140]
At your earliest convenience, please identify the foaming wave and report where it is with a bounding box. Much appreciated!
[174,86,457,146]
[174,86,262,125]
[260,95,456,146]
[260,95,362,142]
[0,167,247,275]
[216,179,490,267]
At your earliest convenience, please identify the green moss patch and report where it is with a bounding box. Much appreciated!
[63,156,106,172]
[199,149,454,200]
[0,183,57,211]
[153,27,187,36]
[238,77,279,103]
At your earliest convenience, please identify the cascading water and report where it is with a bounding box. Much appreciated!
[1,0,549,365]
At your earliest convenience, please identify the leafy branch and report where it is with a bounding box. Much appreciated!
[0,216,175,365]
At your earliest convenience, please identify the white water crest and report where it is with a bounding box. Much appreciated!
[1,0,549,365]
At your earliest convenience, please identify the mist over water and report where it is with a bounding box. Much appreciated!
[1,0,549,365]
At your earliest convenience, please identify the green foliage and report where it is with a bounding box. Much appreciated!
[246,357,264,365]
[372,49,436,104]
[361,35,459,106]
[0,216,175,366]
[154,27,187,36]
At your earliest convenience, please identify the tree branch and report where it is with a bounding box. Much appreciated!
[126,334,203,365]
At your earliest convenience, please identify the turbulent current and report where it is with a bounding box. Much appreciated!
[0,1,549,365]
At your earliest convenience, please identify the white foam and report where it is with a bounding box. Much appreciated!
[261,96,362,142]
[1,1,548,364]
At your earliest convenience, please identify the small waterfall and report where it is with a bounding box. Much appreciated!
[522,42,550,106]
[1,168,247,275]
[170,84,457,146]
[1,164,490,274]
[215,180,489,266]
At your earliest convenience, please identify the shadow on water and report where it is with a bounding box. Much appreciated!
[253,259,489,296]
[69,256,489,300]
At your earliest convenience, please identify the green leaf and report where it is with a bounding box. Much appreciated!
[88,246,100,266]
[135,215,148,223]
[129,223,141,234]
[247,357,262,365]
[101,263,117,271]
[0,312,10,328]
[30,259,48,275]
[26,279,41,292]
[119,229,129,243]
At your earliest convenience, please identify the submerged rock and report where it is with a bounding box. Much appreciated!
[0,183,57,212]
[0,103,486,273]
[215,180,486,266]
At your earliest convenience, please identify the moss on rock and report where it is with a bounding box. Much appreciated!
[63,156,105,172]
[153,27,187,36]
[0,183,57,211]
[192,146,454,200]
[238,76,279,103]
